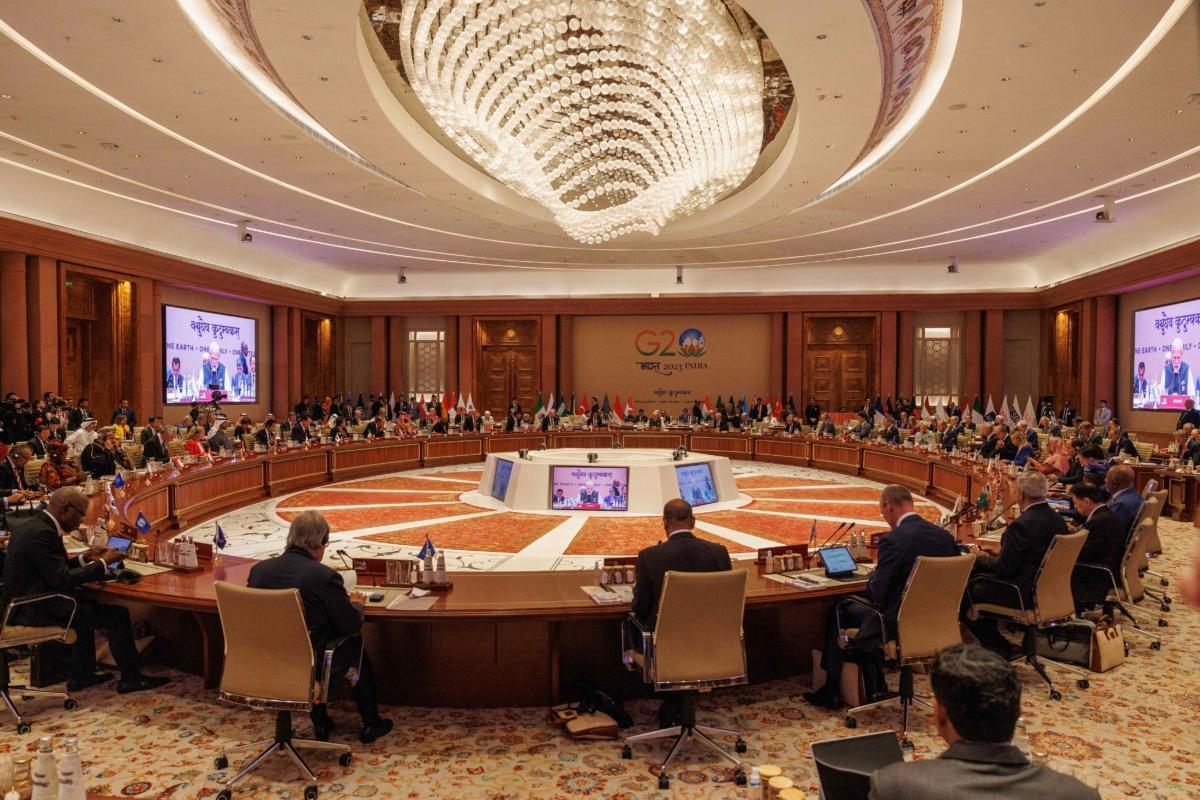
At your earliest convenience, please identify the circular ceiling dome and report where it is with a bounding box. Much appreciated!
[366,0,794,243]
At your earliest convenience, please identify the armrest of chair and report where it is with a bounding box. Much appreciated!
[621,612,653,678]
[967,574,1026,616]
[1,592,78,633]
[1073,561,1120,598]
[836,595,890,648]
[316,633,361,705]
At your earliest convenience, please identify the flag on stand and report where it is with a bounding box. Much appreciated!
[112,472,125,490]
[774,395,783,419]
[985,395,996,421]
[614,393,622,419]
[556,395,567,415]
[388,391,395,417]
[577,395,589,415]
[213,522,227,549]
[417,535,436,559]
[703,394,713,417]
[535,393,547,421]
[417,402,428,420]
[1008,398,1021,426]
[1023,396,1037,426]
[998,395,1010,424]
[598,394,609,417]
[625,395,634,418]
[546,393,555,417]
[135,512,152,536]
[935,397,948,421]
[739,396,748,415]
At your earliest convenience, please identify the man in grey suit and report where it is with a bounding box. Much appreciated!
[869,644,1099,799]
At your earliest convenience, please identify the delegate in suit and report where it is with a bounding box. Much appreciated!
[805,485,959,709]
[247,510,393,744]
[869,644,1099,800]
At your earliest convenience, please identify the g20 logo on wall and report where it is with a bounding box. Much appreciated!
[635,327,706,358]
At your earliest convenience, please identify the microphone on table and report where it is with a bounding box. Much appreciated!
[821,521,851,548]
[335,549,354,570]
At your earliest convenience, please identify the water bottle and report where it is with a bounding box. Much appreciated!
[1012,716,1032,761]
[31,737,56,800]
[746,766,761,798]
[56,739,83,800]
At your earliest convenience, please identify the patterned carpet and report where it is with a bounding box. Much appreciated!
[4,523,1197,799]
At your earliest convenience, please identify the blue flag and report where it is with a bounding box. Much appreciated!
[112,472,125,489]
[417,535,436,559]
[214,522,227,549]
[135,512,151,535]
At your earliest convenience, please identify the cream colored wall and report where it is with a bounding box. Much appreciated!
[156,286,271,424]
[1118,275,1200,435]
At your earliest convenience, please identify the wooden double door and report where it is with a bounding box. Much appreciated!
[475,318,541,416]
[807,346,872,412]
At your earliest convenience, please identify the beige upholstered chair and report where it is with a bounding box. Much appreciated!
[620,570,748,790]
[843,554,975,748]
[123,443,144,469]
[0,594,78,733]
[1137,490,1169,591]
[968,530,1089,699]
[1104,518,1166,648]
[1133,441,1154,462]
[23,457,44,485]
[212,582,352,800]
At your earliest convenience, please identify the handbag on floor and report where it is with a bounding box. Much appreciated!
[549,703,619,740]
[1035,620,1092,668]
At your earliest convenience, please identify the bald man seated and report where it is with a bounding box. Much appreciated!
[2,487,169,694]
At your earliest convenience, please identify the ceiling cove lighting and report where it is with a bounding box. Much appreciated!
[396,0,765,243]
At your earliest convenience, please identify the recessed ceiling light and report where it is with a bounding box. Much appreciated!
[815,34,827,40]
[152,57,163,63]
[1018,43,1030,48]
[0,94,11,100]
[1000,77,1012,82]
[948,103,967,110]
[193,89,203,95]
[302,34,314,40]
[76,130,85,135]
[100,142,119,150]
[319,76,329,81]
[979,105,991,110]
[111,16,123,22]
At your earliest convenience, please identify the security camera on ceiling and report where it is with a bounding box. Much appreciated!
[675,265,683,285]
[947,256,959,274]
[1094,195,1116,223]
[397,268,407,285]
[236,220,253,243]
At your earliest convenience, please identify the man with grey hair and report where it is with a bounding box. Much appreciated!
[964,471,1067,659]
[247,510,392,744]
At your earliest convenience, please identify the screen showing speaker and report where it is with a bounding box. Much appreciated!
[550,466,628,510]
[163,304,258,404]
[675,462,718,506]
[1133,297,1200,411]
[491,458,514,501]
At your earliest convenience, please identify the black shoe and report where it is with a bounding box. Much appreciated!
[66,671,112,691]
[116,674,170,694]
[803,689,842,710]
[312,718,336,742]
[360,718,393,744]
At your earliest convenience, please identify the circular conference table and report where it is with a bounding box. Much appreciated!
[87,430,1187,707]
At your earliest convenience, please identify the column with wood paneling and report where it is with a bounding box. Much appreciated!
[1078,299,1097,416]
[0,252,30,398]
[540,314,557,397]
[963,311,982,405]
[557,315,573,400]
[370,316,387,396]
[897,311,915,400]
[879,310,898,403]
[272,306,290,415]
[25,255,59,399]
[132,276,157,421]
[288,307,302,405]
[1094,295,1116,411]
[768,312,784,403]
[457,315,473,399]
[388,316,404,397]
[983,310,1004,407]
[785,311,804,405]
[444,316,458,396]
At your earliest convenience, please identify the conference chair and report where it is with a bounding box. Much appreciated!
[967,530,1089,699]
[212,582,353,800]
[1110,518,1167,643]
[0,594,78,733]
[1137,490,1169,591]
[123,442,144,469]
[1074,519,1163,651]
[842,553,975,748]
[23,457,44,486]
[620,569,749,790]
[1133,441,1155,463]
[812,731,905,800]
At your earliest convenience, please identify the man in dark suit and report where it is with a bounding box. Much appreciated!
[1,487,169,693]
[254,418,278,447]
[27,425,52,458]
[1104,465,1142,533]
[712,412,730,432]
[142,429,173,463]
[201,343,227,391]
[940,417,962,451]
[291,415,312,444]
[1,443,36,511]
[879,417,902,445]
[247,511,392,743]
[80,429,119,478]
[67,398,92,431]
[1178,399,1200,430]
[804,399,821,427]
[782,414,803,435]
[805,485,959,709]
[870,644,1099,800]
[1068,482,1128,610]
[964,472,1067,657]
[110,399,136,428]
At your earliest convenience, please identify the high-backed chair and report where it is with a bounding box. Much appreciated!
[23,457,44,486]
[1138,490,1169,591]
[0,594,78,733]
[1133,441,1154,462]
[620,570,748,790]
[1110,518,1166,645]
[123,443,144,469]
[212,582,352,800]
[967,530,1089,699]
[842,553,975,748]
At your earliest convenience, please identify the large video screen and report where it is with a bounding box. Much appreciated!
[676,463,718,507]
[163,305,258,404]
[491,459,514,501]
[1133,298,1200,411]
[550,466,629,511]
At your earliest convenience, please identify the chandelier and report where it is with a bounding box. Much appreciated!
[395,0,765,243]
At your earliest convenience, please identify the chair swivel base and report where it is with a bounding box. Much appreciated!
[619,695,746,789]
[1,685,76,734]
[844,666,930,749]
[215,710,351,800]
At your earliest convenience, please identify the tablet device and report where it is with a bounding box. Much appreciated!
[105,535,132,569]
[820,546,859,579]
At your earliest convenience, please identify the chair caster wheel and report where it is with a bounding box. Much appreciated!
[1049,690,1062,701]
[214,756,229,770]
[735,770,747,786]
[216,791,231,800]
[735,739,747,754]
[1161,604,1170,613]
[338,752,353,767]
[1158,619,1169,627]
[658,774,670,790]
[304,786,318,800]
[16,722,31,735]
[1160,579,1169,587]
[844,716,858,729]
[1151,640,1162,650]
[1077,679,1090,689]
[621,744,632,760]
[901,738,914,751]
[63,698,78,710]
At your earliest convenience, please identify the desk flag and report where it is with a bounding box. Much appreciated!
[417,535,436,559]
[214,522,227,549]
[135,512,151,535]
[112,472,125,489]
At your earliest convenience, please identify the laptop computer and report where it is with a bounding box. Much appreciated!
[812,731,905,800]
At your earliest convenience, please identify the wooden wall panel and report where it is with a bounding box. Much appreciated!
[1,252,29,398]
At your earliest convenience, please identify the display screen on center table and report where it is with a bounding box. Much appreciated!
[491,459,514,500]
[675,462,718,506]
[550,465,629,511]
